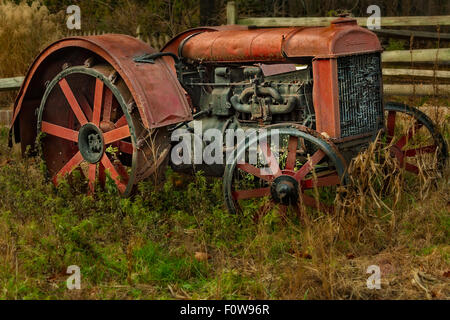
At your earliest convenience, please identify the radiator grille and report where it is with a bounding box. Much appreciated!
[337,53,383,138]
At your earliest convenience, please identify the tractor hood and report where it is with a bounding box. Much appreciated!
[180,18,382,63]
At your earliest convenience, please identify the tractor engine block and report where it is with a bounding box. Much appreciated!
[177,63,315,127]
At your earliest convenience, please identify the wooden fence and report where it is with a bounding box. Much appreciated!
[1,4,450,125]
[232,15,450,27]
[66,29,171,51]
[2,49,449,96]
[225,1,450,97]
[226,2,450,27]
[0,76,24,92]
[0,48,450,95]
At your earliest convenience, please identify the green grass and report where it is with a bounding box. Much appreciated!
[0,120,448,299]
[385,38,407,51]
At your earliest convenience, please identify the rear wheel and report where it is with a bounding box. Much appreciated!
[37,64,169,195]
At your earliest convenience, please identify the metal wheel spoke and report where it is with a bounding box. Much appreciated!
[119,141,133,154]
[92,79,104,126]
[301,172,340,189]
[114,160,129,184]
[285,136,298,170]
[278,204,288,217]
[88,163,96,194]
[98,163,106,188]
[299,193,319,208]
[293,149,326,181]
[58,79,88,125]
[404,145,437,157]
[115,115,127,128]
[260,141,281,177]
[300,193,331,212]
[232,187,270,200]
[103,125,131,144]
[396,121,423,149]
[387,110,396,139]
[100,154,127,193]
[404,162,419,174]
[52,151,84,185]
[41,121,79,142]
[102,88,113,122]
[237,163,274,182]
[77,93,93,121]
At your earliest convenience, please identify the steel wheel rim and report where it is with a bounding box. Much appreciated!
[223,127,347,216]
[37,66,138,195]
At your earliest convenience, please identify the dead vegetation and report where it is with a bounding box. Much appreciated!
[0,0,63,105]
[0,0,448,301]
[0,100,447,300]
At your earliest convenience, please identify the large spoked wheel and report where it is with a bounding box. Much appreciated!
[223,126,347,217]
[384,102,448,175]
[37,64,169,195]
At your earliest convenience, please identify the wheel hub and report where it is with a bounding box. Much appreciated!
[270,175,299,205]
[389,144,404,161]
[78,123,104,163]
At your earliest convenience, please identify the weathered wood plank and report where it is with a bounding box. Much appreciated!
[0,76,24,92]
[382,48,450,64]
[227,1,237,25]
[237,16,450,27]
[384,84,450,95]
[1,66,450,100]
[374,29,450,40]
[383,68,450,78]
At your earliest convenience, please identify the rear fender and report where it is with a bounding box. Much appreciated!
[10,34,192,151]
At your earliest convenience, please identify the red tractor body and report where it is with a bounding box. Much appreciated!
[9,17,447,214]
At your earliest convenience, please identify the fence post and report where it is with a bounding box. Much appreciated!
[227,1,237,25]
[136,25,143,40]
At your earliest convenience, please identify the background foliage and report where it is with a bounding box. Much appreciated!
[0,0,448,299]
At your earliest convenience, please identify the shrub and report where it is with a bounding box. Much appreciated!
[0,0,64,106]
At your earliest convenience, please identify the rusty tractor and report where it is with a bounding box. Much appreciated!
[9,17,448,215]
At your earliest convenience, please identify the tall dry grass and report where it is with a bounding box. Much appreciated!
[277,127,449,299]
[0,0,64,105]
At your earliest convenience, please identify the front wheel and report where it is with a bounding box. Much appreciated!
[223,126,348,218]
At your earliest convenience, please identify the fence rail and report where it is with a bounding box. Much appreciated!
[66,29,170,51]
[1,64,449,99]
[1,49,449,94]
[226,1,450,27]
[0,76,24,92]
[382,48,450,64]
[233,16,450,27]
[373,29,450,40]
[1,7,450,127]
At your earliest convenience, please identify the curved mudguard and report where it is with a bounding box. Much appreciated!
[10,34,192,151]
